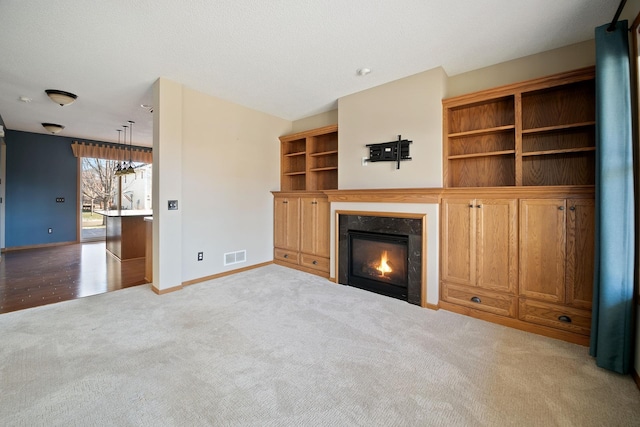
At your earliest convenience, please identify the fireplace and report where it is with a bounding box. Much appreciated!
[348,231,409,300]
[338,213,424,305]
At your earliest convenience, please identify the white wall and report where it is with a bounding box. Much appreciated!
[446,40,596,98]
[153,78,291,289]
[153,78,184,292]
[338,67,447,189]
[291,109,338,133]
[180,86,291,282]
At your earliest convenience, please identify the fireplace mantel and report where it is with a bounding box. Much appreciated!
[323,188,442,204]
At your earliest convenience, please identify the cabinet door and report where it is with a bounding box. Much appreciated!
[441,198,476,286]
[566,198,595,309]
[476,199,518,294]
[519,199,566,303]
[274,197,299,251]
[300,197,330,257]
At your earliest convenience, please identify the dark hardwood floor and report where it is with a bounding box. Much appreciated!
[0,242,147,314]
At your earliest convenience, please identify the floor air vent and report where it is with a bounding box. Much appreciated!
[224,250,246,266]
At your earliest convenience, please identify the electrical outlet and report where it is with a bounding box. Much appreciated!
[55,197,65,203]
[48,228,52,234]
[197,252,203,261]
[168,200,178,210]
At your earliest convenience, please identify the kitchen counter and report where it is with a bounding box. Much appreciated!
[96,210,152,261]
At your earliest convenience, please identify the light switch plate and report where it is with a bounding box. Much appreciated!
[168,200,178,210]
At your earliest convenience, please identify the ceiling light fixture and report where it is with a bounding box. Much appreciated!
[115,121,136,176]
[45,89,78,106]
[41,123,65,134]
[19,96,32,103]
[356,68,371,76]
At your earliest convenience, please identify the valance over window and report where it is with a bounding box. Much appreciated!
[71,141,152,164]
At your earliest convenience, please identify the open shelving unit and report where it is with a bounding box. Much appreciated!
[280,124,338,191]
[443,67,595,188]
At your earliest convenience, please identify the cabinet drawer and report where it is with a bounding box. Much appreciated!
[274,248,299,264]
[442,282,516,318]
[300,253,330,272]
[519,299,591,336]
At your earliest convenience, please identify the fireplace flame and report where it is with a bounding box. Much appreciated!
[376,251,393,276]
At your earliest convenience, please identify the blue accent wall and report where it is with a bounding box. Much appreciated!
[6,130,79,247]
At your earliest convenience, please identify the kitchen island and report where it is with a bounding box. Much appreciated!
[96,210,152,261]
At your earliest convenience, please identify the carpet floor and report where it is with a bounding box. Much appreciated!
[1,264,638,426]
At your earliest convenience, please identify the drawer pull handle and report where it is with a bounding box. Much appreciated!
[470,296,481,304]
[283,201,288,204]
[283,254,288,259]
[311,201,317,205]
[569,206,576,211]
[469,204,473,208]
[558,315,572,323]
[476,205,481,208]
[558,206,564,210]
[312,260,318,265]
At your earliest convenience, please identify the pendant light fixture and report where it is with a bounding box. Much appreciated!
[115,124,128,176]
[114,129,123,175]
[124,120,135,175]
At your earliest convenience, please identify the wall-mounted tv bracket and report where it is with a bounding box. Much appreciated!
[365,135,412,169]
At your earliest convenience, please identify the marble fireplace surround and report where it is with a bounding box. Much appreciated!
[325,188,442,309]
[338,212,425,305]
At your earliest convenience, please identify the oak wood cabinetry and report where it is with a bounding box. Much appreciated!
[274,125,337,278]
[443,67,595,188]
[518,198,594,336]
[273,192,330,278]
[273,196,300,263]
[280,125,338,191]
[440,68,596,345]
[441,197,518,317]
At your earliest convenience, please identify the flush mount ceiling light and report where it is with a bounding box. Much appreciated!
[45,89,77,106]
[356,68,371,76]
[41,123,65,134]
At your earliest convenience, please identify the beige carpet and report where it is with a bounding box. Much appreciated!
[1,264,638,426]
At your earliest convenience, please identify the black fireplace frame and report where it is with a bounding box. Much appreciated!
[338,212,424,305]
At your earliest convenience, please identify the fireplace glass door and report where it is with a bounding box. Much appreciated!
[348,230,409,300]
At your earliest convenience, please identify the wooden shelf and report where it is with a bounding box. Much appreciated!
[443,67,595,188]
[522,147,596,157]
[448,125,515,138]
[522,121,595,135]
[309,150,338,157]
[449,150,515,160]
[280,124,338,191]
[309,166,338,172]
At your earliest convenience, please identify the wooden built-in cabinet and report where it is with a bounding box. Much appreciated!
[280,124,338,191]
[518,198,595,336]
[441,197,518,318]
[440,189,595,345]
[274,125,337,278]
[273,192,330,278]
[440,68,596,345]
[443,67,595,188]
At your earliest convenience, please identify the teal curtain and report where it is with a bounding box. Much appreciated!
[590,20,635,374]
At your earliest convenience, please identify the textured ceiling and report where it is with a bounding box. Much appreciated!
[0,0,628,147]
